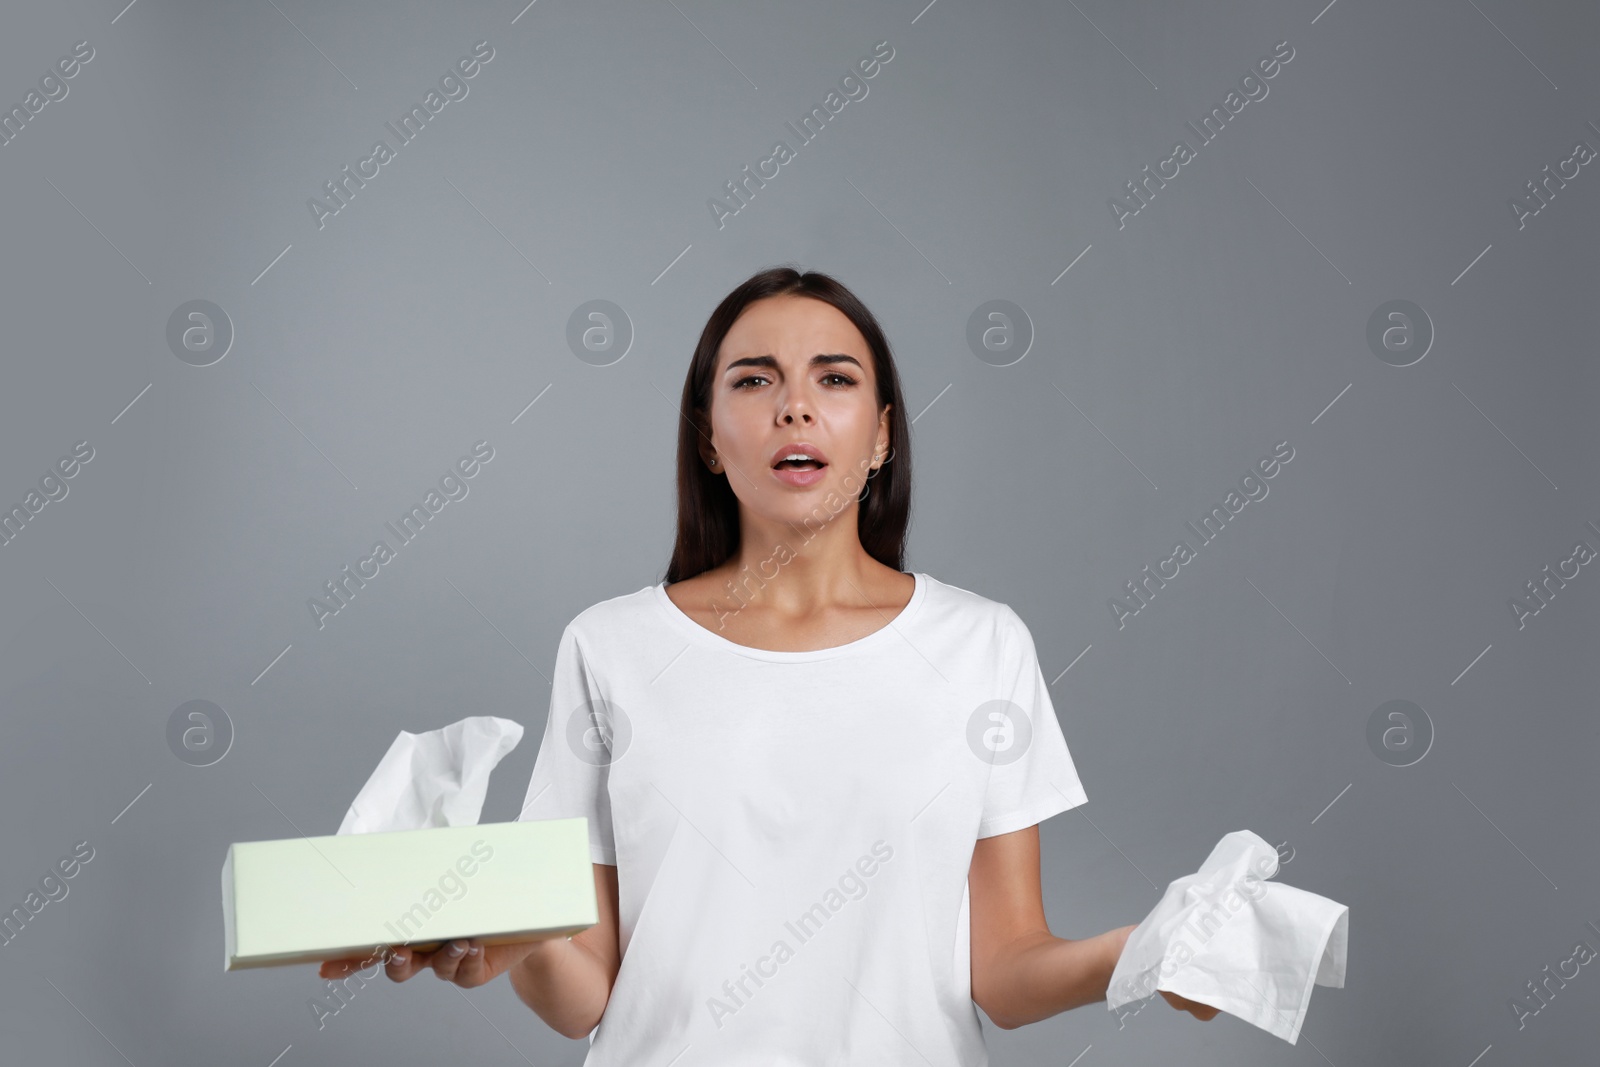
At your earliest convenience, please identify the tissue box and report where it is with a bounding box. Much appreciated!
[221,817,597,971]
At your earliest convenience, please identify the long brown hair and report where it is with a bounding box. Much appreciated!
[664,265,913,584]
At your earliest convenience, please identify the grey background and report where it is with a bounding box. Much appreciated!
[1,0,1596,1064]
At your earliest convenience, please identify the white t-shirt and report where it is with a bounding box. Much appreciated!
[517,571,1088,1065]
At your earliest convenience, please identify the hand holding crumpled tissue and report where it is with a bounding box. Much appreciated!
[1106,830,1348,1044]
[336,715,524,834]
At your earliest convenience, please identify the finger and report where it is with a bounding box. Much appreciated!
[438,939,488,986]
[1160,990,1212,1016]
[432,940,470,982]
[449,940,488,987]
[1167,992,1220,1021]
[319,956,374,980]
[386,946,425,982]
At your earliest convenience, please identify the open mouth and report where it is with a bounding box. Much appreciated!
[772,459,827,471]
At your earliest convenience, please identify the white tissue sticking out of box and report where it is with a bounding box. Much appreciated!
[335,716,524,835]
[1106,829,1348,1045]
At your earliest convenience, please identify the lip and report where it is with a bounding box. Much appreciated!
[769,441,830,488]
[768,441,830,469]
[771,464,829,487]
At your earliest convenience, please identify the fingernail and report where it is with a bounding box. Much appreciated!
[448,942,466,956]
[392,953,407,965]
[466,945,480,956]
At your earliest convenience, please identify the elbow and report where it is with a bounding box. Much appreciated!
[564,997,611,1041]
[510,964,603,1041]
[548,1010,599,1041]
[983,1005,1021,1031]
[972,948,1030,1031]
[553,1005,604,1042]
[975,992,1020,1032]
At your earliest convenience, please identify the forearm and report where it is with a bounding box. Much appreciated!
[979,928,1119,1031]
[508,937,614,1040]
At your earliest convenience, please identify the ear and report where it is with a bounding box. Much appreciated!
[692,412,718,469]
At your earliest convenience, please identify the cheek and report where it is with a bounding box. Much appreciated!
[712,412,766,461]
[841,398,884,442]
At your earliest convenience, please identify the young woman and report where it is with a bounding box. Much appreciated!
[321,266,1215,1061]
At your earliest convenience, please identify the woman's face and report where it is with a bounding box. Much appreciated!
[702,294,891,523]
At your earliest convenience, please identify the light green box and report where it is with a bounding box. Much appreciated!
[221,817,597,971]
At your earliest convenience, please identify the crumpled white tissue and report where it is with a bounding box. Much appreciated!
[1106,829,1348,1044]
[335,716,524,834]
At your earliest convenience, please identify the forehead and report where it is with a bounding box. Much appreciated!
[718,295,868,365]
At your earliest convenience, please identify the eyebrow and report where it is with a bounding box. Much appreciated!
[723,353,864,375]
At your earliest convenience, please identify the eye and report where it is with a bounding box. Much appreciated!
[732,372,857,390]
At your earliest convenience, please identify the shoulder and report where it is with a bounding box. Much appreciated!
[549,583,661,649]
[918,573,1030,646]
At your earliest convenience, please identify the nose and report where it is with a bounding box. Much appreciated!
[777,393,814,425]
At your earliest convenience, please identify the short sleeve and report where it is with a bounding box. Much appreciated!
[517,622,618,864]
[975,606,1088,838]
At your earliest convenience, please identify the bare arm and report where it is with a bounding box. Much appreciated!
[508,862,621,1039]
[968,825,1216,1030]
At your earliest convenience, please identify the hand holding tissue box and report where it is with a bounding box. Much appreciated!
[1106,830,1348,1044]
[220,716,597,971]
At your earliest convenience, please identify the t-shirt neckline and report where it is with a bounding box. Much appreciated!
[652,571,929,662]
